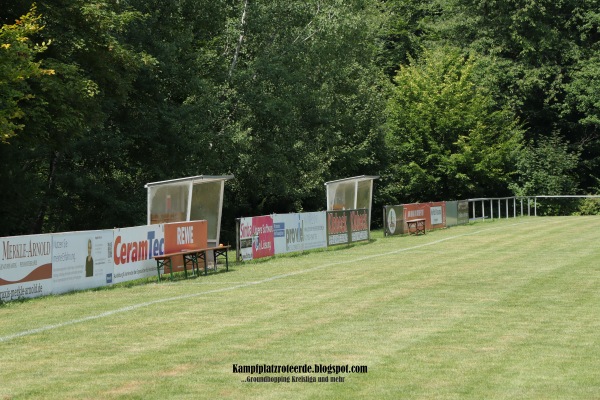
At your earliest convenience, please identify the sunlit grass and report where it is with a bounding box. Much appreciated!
[1,217,599,399]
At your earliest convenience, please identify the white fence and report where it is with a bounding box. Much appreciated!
[468,195,600,220]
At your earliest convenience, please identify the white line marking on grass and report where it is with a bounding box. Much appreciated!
[0,219,562,343]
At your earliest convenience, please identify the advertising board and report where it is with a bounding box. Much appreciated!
[327,210,350,246]
[163,220,208,272]
[403,202,447,232]
[458,200,469,225]
[326,209,369,246]
[383,205,404,236]
[238,216,274,261]
[0,234,52,301]
[429,201,446,228]
[273,212,327,254]
[446,201,459,227]
[52,230,114,294]
[112,224,165,283]
[239,217,253,261]
[403,203,428,230]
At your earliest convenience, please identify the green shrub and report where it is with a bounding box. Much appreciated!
[575,197,600,215]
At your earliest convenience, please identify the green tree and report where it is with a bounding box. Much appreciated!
[376,0,443,79]
[428,0,600,193]
[0,0,148,235]
[0,5,53,143]
[564,55,600,190]
[41,0,237,233]
[383,45,523,203]
[511,133,581,196]
[510,133,582,215]
[225,0,387,215]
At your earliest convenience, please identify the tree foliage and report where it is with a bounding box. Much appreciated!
[0,0,148,235]
[0,0,387,237]
[226,0,387,215]
[424,0,600,190]
[510,133,581,196]
[1,0,599,236]
[383,46,523,202]
[0,5,53,143]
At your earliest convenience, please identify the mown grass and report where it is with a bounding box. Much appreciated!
[1,217,599,399]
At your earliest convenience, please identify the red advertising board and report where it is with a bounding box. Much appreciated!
[251,215,274,259]
[163,220,208,272]
[326,209,370,246]
[403,202,446,232]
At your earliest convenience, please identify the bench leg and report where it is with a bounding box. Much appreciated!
[193,253,200,276]
[156,258,173,282]
[183,253,199,279]
[156,260,162,282]
[213,249,229,272]
[191,253,199,276]
[197,252,208,276]
[204,251,208,275]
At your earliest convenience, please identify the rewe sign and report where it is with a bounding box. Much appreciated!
[163,220,208,272]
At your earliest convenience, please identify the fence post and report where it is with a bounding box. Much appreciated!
[520,198,523,217]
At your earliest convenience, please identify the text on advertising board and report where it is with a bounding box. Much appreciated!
[350,210,368,232]
[286,221,304,246]
[328,213,347,234]
[2,240,51,260]
[113,231,164,265]
[177,226,194,245]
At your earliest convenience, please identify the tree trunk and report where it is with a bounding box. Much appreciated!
[30,150,60,234]
[228,0,249,79]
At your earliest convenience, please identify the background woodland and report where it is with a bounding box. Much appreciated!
[2,0,599,241]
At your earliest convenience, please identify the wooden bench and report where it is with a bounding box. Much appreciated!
[406,219,426,235]
[153,245,231,282]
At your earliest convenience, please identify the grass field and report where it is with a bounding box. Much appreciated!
[1,217,599,399]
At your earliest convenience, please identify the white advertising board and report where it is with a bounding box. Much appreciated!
[239,217,254,261]
[0,234,53,301]
[430,206,443,225]
[52,230,114,294]
[112,224,164,284]
[273,212,327,254]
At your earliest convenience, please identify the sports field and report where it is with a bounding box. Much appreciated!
[1,217,599,399]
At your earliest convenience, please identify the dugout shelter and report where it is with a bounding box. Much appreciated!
[325,175,379,225]
[145,175,233,247]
